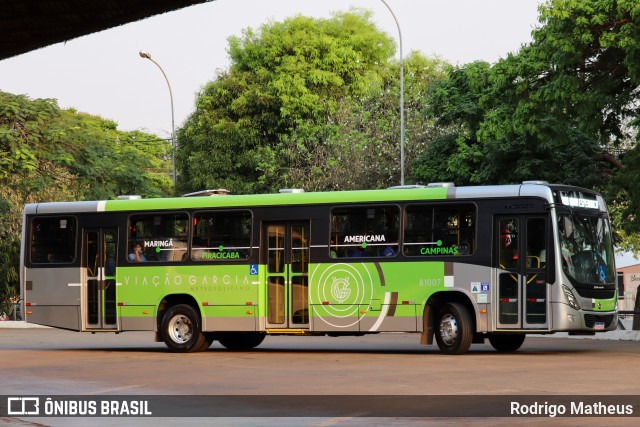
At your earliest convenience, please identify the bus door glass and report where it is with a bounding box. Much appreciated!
[264,222,310,329]
[496,216,548,329]
[84,228,118,329]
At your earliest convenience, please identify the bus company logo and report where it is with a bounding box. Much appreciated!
[8,397,40,415]
[311,263,375,328]
[504,203,533,210]
[331,277,351,303]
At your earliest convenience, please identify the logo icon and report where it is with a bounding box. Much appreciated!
[331,277,351,303]
[8,397,40,415]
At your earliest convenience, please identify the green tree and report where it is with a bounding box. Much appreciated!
[410,61,492,185]
[287,51,448,191]
[176,10,398,194]
[411,0,640,248]
[0,91,172,302]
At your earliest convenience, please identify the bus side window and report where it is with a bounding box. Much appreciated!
[404,204,476,257]
[329,206,399,258]
[191,210,252,261]
[128,213,189,263]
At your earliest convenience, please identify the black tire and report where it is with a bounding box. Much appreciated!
[217,332,266,351]
[488,333,526,352]
[161,304,207,352]
[435,302,473,355]
[194,333,215,352]
[202,332,217,347]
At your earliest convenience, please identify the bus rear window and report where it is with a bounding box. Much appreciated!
[30,217,77,264]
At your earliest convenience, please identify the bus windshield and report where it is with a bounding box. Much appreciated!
[558,212,616,285]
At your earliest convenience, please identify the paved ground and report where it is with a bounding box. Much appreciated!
[3,318,639,337]
[0,325,639,426]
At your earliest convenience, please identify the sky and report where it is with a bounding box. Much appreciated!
[0,0,544,138]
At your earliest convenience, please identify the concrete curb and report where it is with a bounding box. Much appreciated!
[0,321,50,328]
[548,330,640,341]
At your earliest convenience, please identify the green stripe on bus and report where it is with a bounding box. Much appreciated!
[104,188,449,212]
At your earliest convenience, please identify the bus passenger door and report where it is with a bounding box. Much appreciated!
[263,222,310,329]
[84,228,118,330]
[495,216,549,330]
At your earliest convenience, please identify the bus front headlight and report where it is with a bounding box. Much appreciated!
[562,285,580,310]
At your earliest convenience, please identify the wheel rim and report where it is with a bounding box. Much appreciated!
[168,314,193,344]
[439,313,458,346]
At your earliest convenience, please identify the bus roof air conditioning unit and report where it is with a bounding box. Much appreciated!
[387,185,427,190]
[182,189,230,197]
[427,182,455,188]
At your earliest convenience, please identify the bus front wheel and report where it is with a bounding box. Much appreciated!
[488,333,525,352]
[161,304,208,352]
[435,302,473,355]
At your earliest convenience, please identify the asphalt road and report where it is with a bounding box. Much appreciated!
[0,328,638,426]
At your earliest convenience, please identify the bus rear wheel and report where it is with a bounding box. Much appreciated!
[435,302,473,355]
[161,304,208,352]
[488,333,526,352]
[217,332,266,351]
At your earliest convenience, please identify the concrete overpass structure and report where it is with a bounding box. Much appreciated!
[0,0,212,60]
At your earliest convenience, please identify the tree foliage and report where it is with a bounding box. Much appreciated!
[177,10,447,194]
[0,91,171,301]
[411,0,640,246]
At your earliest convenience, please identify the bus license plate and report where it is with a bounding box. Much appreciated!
[594,322,605,331]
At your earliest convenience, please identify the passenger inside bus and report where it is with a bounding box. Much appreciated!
[129,243,147,262]
[105,251,116,276]
[351,247,368,257]
[383,241,398,256]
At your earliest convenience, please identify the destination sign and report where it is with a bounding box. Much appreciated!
[559,194,599,209]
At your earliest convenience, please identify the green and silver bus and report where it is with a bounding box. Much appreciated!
[20,182,618,354]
